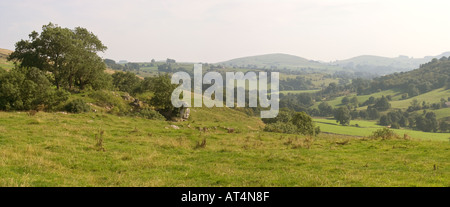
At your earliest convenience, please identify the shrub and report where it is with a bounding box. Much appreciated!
[134,109,165,120]
[391,122,400,129]
[369,128,399,140]
[0,67,69,111]
[264,122,298,134]
[88,90,130,115]
[314,126,321,135]
[65,99,90,113]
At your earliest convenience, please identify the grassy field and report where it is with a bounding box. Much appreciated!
[433,108,450,120]
[0,110,449,187]
[315,90,400,109]
[316,87,449,110]
[280,90,321,95]
[315,118,450,141]
[390,88,450,110]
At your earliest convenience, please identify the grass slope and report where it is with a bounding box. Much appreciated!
[390,88,450,110]
[0,110,449,186]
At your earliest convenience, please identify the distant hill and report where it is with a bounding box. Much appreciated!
[362,56,450,95]
[218,52,450,75]
[0,48,12,59]
[218,53,338,71]
[332,52,450,75]
[0,48,14,70]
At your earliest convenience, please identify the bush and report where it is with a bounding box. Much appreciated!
[134,109,165,120]
[314,126,321,135]
[391,122,400,129]
[369,128,399,140]
[0,67,69,111]
[264,122,298,134]
[88,90,130,115]
[65,99,90,113]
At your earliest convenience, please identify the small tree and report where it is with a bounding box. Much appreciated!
[8,23,108,91]
[112,71,141,94]
[334,106,351,125]
[150,74,179,119]
[291,112,315,135]
[318,102,333,117]
[373,96,391,111]
[350,96,359,107]
[439,121,449,132]
[341,97,350,105]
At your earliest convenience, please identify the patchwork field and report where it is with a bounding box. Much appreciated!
[314,118,450,141]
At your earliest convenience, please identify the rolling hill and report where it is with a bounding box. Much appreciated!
[331,52,450,75]
[218,53,338,71]
[218,52,450,75]
[0,48,14,70]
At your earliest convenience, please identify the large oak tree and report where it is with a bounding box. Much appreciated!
[8,23,108,90]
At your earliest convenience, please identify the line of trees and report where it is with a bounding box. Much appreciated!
[2,23,179,120]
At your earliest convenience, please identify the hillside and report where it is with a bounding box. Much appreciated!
[218,53,338,71]
[332,52,450,75]
[217,52,450,75]
[0,110,449,186]
[366,57,450,94]
[0,48,14,70]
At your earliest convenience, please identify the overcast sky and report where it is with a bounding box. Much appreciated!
[1,0,450,63]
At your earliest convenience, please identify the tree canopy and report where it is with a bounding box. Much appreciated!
[8,23,108,91]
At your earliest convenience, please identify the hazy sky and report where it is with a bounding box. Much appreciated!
[1,0,450,63]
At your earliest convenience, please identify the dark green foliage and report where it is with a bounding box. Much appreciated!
[359,57,450,95]
[415,112,438,132]
[369,128,399,140]
[360,96,376,107]
[149,74,179,119]
[134,76,156,94]
[359,110,368,119]
[407,99,422,112]
[0,67,69,111]
[439,121,450,132]
[373,96,391,111]
[104,59,122,70]
[391,122,400,129]
[279,93,315,112]
[88,90,130,115]
[8,23,109,91]
[279,76,314,91]
[264,121,298,134]
[158,63,174,73]
[350,110,359,120]
[350,96,359,106]
[318,102,334,117]
[378,110,409,128]
[408,85,420,97]
[334,106,351,125]
[112,72,141,95]
[134,109,165,120]
[166,58,176,64]
[413,112,438,132]
[379,115,390,126]
[262,108,293,124]
[65,99,90,113]
[264,109,319,136]
[291,112,316,135]
[341,97,350,105]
